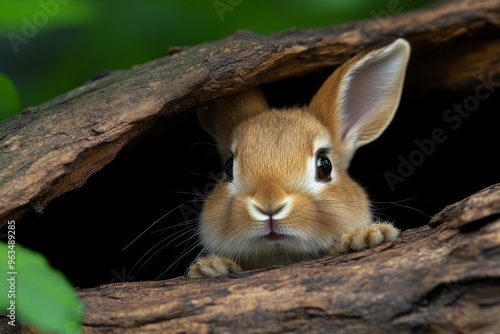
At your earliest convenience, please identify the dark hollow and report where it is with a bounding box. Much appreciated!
[14,71,500,288]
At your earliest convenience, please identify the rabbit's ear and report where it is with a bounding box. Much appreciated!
[197,87,269,147]
[309,39,410,160]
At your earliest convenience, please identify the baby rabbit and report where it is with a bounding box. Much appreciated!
[188,39,410,278]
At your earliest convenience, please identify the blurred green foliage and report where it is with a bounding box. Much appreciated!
[0,0,433,121]
[0,72,20,119]
[1,242,84,333]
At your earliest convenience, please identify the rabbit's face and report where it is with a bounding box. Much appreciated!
[199,109,370,269]
[196,38,410,269]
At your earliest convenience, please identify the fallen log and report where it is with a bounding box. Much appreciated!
[1,0,499,332]
[76,184,500,333]
[1,0,500,224]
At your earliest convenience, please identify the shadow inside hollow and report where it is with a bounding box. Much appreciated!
[13,72,500,288]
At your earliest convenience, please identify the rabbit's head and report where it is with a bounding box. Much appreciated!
[196,39,410,269]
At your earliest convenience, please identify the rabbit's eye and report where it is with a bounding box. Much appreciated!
[316,153,332,181]
[225,156,234,181]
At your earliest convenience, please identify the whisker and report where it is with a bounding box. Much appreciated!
[155,236,203,279]
[122,204,185,252]
[370,197,432,218]
[188,141,221,150]
[132,224,198,276]
[130,237,170,274]
[146,219,196,236]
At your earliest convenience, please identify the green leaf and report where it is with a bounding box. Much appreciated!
[0,72,20,121]
[0,242,84,333]
[0,1,95,34]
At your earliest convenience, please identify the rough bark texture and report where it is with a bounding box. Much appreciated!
[1,0,500,225]
[69,183,498,333]
[2,0,500,333]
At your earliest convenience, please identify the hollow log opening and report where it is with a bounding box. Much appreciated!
[1,0,500,332]
[14,68,500,288]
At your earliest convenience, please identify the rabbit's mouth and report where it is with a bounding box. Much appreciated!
[264,231,285,242]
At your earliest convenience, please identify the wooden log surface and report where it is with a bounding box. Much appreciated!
[73,183,500,333]
[1,0,500,333]
[1,0,500,225]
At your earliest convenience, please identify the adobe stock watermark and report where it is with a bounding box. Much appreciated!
[179,171,223,222]
[213,0,243,22]
[8,0,71,54]
[363,0,406,39]
[384,74,500,192]
[415,281,467,333]
[108,267,135,284]
[360,0,468,48]
[342,0,409,60]
[63,303,86,334]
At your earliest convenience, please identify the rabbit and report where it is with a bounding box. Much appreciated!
[188,38,410,278]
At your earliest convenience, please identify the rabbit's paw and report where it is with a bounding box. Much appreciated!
[187,256,242,278]
[334,222,400,254]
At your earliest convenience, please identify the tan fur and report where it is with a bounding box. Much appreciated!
[189,39,410,278]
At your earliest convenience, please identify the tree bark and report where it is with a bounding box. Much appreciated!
[1,0,500,225]
[72,183,500,333]
[2,0,500,332]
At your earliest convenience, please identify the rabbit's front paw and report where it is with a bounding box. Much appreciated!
[334,222,400,254]
[187,256,242,278]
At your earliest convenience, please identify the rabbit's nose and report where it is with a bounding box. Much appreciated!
[248,200,291,221]
[255,203,286,217]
